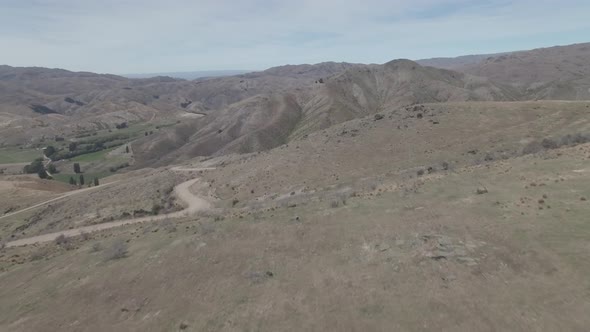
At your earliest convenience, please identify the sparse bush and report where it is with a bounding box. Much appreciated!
[560,133,590,146]
[55,234,68,245]
[30,250,46,261]
[80,232,91,241]
[523,133,590,156]
[232,199,239,207]
[91,242,103,252]
[115,122,128,129]
[522,141,543,155]
[330,193,348,208]
[441,161,449,170]
[104,239,128,260]
[417,169,425,177]
[109,163,129,173]
[151,204,162,215]
[541,138,558,149]
[161,219,177,233]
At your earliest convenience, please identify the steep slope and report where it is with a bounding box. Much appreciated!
[292,59,518,137]
[132,93,302,167]
[184,62,358,111]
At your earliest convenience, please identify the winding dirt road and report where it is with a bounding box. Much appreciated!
[4,167,213,247]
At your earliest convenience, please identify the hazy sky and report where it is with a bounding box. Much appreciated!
[1,0,589,74]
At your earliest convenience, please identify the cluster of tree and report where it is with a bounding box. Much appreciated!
[69,175,99,187]
[22,158,55,179]
[115,122,128,129]
[64,97,85,106]
[30,104,57,114]
[52,134,130,161]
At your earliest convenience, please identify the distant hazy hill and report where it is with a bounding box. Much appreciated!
[123,70,251,80]
[417,43,590,100]
[416,53,506,70]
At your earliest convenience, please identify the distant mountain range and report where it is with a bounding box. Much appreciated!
[122,70,252,80]
[2,42,589,166]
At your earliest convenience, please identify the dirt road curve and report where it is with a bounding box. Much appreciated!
[4,168,213,247]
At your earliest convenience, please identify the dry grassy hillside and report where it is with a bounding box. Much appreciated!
[3,42,590,169]
[1,101,590,331]
[292,59,518,138]
[455,43,590,100]
[0,63,352,148]
[133,60,520,164]
[198,101,590,211]
[133,94,302,167]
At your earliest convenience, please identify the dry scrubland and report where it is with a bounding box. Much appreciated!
[1,43,590,331]
[0,100,589,330]
[0,140,589,331]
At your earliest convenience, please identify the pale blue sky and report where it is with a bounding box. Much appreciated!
[1,0,589,74]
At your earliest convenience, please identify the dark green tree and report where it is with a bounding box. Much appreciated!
[73,163,81,174]
[93,177,99,186]
[47,164,57,174]
[37,168,48,179]
[125,146,130,153]
[79,174,85,186]
[69,176,76,185]
[44,146,56,158]
[68,142,78,151]
[23,158,44,174]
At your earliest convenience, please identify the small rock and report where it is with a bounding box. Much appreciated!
[476,187,488,195]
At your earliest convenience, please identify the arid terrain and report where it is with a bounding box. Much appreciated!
[1,43,590,331]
